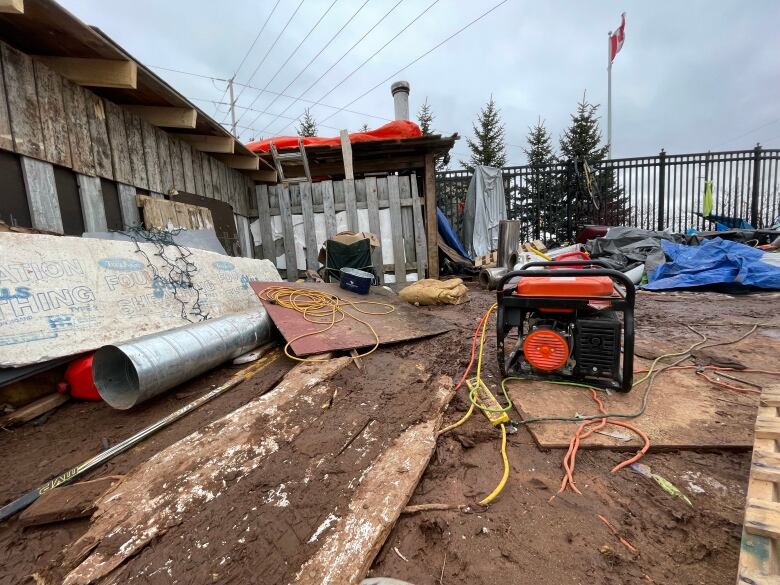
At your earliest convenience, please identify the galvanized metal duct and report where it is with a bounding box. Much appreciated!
[497,220,521,269]
[93,310,274,410]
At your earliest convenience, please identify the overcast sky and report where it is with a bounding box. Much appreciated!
[60,0,780,165]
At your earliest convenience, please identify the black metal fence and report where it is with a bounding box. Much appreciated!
[437,146,780,245]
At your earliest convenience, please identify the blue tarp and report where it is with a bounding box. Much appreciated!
[645,237,780,291]
[437,207,471,259]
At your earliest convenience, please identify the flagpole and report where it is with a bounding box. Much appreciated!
[607,31,612,159]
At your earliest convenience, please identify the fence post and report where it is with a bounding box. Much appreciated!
[751,143,762,228]
[657,149,666,231]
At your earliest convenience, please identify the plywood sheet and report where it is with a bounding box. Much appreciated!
[506,341,778,449]
[251,282,454,357]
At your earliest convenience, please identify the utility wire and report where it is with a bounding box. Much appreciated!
[316,0,509,128]
[231,0,306,109]
[240,0,371,137]
[234,0,339,131]
[714,119,779,148]
[148,66,390,123]
[255,0,406,136]
[190,96,342,132]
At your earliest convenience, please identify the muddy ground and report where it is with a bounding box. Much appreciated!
[1,285,778,585]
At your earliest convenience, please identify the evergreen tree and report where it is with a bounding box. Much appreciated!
[516,119,559,240]
[462,96,506,170]
[358,123,369,132]
[557,93,628,240]
[297,108,318,137]
[417,98,450,170]
[417,99,434,135]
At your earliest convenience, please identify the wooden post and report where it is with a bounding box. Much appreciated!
[424,154,439,278]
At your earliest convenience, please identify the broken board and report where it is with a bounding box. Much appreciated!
[506,345,778,450]
[250,282,454,357]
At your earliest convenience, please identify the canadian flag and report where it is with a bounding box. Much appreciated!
[609,13,626,63]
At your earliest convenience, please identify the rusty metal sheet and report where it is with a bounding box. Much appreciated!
[250,282,455,357]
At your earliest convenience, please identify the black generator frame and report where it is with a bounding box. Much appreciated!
[495,259,636,392]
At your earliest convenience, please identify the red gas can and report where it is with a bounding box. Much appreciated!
[58,354,102,401]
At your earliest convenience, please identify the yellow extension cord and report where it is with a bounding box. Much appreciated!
[258,286,395,362]
[439,304,512,505]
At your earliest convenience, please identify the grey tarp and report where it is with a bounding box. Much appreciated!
[462,166,507,258]
[584,227,684,277]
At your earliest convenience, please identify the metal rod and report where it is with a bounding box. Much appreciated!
[93,310,273,409]
[0,353,280,523]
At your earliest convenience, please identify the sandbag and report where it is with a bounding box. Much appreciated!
[399,278,468,306]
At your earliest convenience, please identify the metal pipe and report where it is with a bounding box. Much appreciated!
[497,220,521,269]
[93,310,274,410]
[391,80,410,120]
[479,267,507,290]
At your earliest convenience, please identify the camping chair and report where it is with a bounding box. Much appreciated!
[320,238,379,285]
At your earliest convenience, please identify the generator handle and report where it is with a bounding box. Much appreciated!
[516,259,612,270]
[496,266,636,306]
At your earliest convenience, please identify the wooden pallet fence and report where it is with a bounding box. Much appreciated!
[255,175,427,283]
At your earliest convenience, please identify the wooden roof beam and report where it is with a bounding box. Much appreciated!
[35,57,136,88]
[171,133,234,153]
[213,154,259,170]
[124,105,196,129]
[246,170,278,182]
[0,0,23,14]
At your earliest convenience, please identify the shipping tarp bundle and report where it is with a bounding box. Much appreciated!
[645,238,780,292]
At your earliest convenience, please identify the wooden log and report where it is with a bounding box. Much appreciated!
[0,393,68,427]
[2,41,45,158]
[18,476,123,527]
[63,357,352,585]
[33,60,71,167]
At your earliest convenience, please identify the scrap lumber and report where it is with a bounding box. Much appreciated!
[292,375,454,585]
[0,393,68,427]
[18,476,123,527]
[62,357,352,585]
[737,384,780,583]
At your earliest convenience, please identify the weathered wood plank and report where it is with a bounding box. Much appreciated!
[140,119,161,192]
[339,128,354,180]
[19,476,123,527]
[399,175,416,267]
[33,60,71,167]
[201,151,214,197]
[300,181,319,271]
[277,184,298,281]
[61,80,94,175]
[209,156,222,201]
[77,173,107,232]
[386,174,406,283]
[123,111,148,189]
[117,183,140,228]
[365,176,384,284]
[322,180,337,240]
[84,94,113,180]
[0,42,12,151]
[410,172,428,277]
[104,99,132,184]
[169,134,186,192]
[2,42,44,158]
[21,156,62,233]
[191,147,204,195]
[180,140,196,194]
[745,499,780,539]
[0,392,68,427]
[155,127,174,194]
[344,178,358,231]
[755,417,780,440]
[219,162,231,207]
[424,154,438,278]
[256,184,275,261]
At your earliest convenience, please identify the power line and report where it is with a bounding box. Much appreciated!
[255,0,406,136]
[234,0,339,130]
[714,119,780,149]
[190,96,342,132]
[316,0,509,129]
[239,0,371,137]
[274,0,440,135]
[233,0,282,80]
[147,65,390,123]
[231,0,306,109]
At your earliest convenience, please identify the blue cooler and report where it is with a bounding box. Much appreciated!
[339,267,373,295]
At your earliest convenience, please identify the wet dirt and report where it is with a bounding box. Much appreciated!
[1,286,778,585]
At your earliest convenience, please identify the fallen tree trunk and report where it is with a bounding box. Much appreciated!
[63,357,352,585]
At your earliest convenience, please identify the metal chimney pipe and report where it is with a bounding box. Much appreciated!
[391,80,410,120]
[93,310,274,409]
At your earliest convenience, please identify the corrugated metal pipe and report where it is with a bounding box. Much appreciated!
[93,310,274,410]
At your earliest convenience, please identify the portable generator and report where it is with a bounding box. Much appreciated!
[496,260,635,392]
